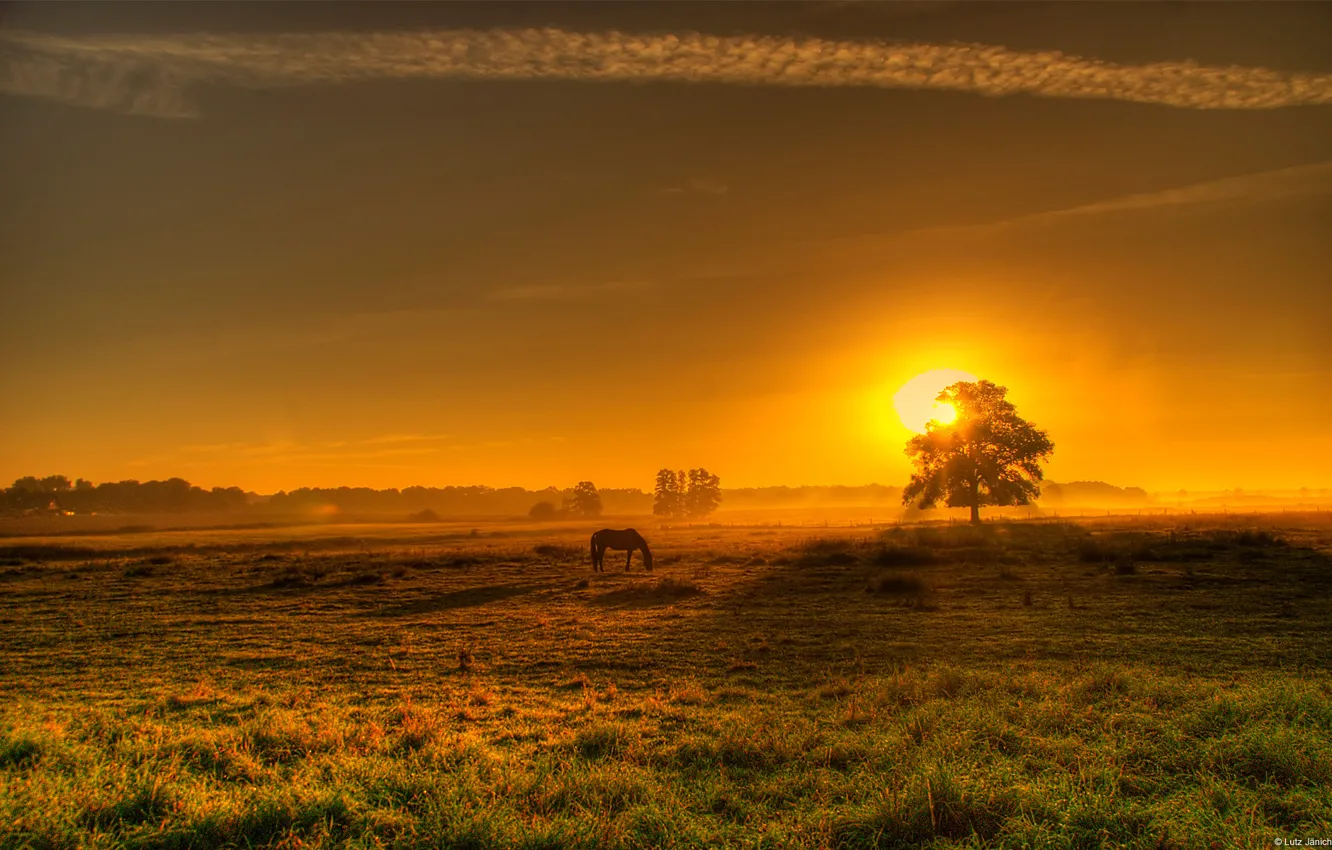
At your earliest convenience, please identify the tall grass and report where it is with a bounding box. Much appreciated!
[1,517,1329,847]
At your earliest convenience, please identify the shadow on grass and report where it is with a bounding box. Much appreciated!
[372,583,538,617]
[590,577,705,609]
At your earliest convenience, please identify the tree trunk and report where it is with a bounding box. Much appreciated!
[969,477,981,524]
[969,502,981,525]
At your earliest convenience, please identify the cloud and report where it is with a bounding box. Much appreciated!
[919,160,1332,236]
[3,26,1332,117]
[0,38,197,118]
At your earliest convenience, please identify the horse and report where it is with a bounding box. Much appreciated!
[590,528,653,572]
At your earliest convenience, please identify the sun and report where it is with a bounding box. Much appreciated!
[892,368,977,434]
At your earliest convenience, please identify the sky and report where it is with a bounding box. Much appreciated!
[2,1,1330,494]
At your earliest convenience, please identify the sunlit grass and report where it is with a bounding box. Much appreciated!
[2,515,1330,847]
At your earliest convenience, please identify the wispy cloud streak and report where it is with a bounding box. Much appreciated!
[921,160,1332,236]
[0,37,196,117]
[3,27,1332,117]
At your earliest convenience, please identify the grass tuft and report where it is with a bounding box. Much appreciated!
[574,722,635,759]
[534,543,581,559]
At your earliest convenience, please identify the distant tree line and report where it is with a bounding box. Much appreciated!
[1039,481,1151,507]
[269,484,645,517]
[2,472,1162,521]
[1,475,248,514]
[721,484,903,509]
[652,468,723,520]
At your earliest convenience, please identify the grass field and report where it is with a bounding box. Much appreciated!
[2,514,1331,848]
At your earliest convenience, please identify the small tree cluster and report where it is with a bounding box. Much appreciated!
[562,481,603,518]
[653,468,722,520]
[527,482,604,521]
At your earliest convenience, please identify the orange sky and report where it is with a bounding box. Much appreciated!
[2,2,1330,494]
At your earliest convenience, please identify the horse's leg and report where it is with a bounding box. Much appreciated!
[626,549,633,571]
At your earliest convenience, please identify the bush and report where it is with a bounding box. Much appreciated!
[268,570,310,588]
[872,545,938,567]
[794,538,861,566]
[528,501,559,521]
[1231,530,1286,547]
[1078,538,1120,563]
[866,573,927,595]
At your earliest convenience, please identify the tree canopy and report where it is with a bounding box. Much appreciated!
[653,468,722,520]
[563,481,603,518]
[901,380,1054,524]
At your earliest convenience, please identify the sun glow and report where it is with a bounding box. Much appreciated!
[893,368,976,434]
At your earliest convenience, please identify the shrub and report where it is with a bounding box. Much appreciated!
[866,573,927,595]
[794,538,861,566]
[1078,538,1120,563]
[872,545,938,567]
[268,570,309,589]
[1231,529,1285,547]
[529,501,559,521]
[0,545,95,562]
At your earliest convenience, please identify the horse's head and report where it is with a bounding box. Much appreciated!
[642,547,654,571]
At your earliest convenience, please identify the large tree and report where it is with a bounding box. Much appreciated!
[685,468,723,520]
[901,380,1054,524]
[652,469,683,519]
